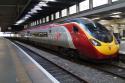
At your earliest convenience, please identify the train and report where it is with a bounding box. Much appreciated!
[15,18,119,60]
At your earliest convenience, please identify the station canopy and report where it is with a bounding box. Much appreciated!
[0,0,84,31]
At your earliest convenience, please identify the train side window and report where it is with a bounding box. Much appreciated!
[73,26,79,33]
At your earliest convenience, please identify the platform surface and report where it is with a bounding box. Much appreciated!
[119,41,125,54]
[0,38,16,83]
[0,37,59,83]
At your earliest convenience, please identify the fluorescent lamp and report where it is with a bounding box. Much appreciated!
[31,9,38,13]
[24,17,29,19]
[92,17,100,20]
[45,0,55,2]
[16,19,25,24]
[28,11,33,14]
[14,24,18,25]
[24,16,30,19]
[110,15,121,18]
[111,12,122,15]
[41,0,55,2]
[34,6,42,10]
[15,15,31,25]
[38,2,48,7]
[25,15,31,17]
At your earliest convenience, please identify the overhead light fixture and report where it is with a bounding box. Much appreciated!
[111,12,122,15]
[15,14,31,25]
[28,11,33,14]
[92,17,100,20]
[47,0,55,1]
[31,9,38,13]
[34,6,42,10]
[17,20,24,24]
[42,0,56,2]
[38,2,48,7]
[15,19,25,25]
[14,23,19,25]
[25,15,31,18]
[24,15,31,19]
[24,17,29,19]
[110,15,121,18]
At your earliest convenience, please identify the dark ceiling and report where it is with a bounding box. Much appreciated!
[0,0,84,31]
[3,0,125,32]
[0,0,28,31]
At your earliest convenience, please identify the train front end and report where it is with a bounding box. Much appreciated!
[75,18,119,60]
[88,33,119,60]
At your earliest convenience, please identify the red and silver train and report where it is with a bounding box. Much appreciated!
[17,18,119,60]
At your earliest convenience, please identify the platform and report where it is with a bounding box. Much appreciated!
[119,41,125,54]
[0,37,59,83]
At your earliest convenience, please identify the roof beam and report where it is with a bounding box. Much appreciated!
[0,5,24,7]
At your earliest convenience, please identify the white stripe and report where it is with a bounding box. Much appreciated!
[63,26,76,49]
[10,41,60,83]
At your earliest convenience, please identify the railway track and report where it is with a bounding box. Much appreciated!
[14,41,87,83]
[19,42,125,81]
[91,63,125,79]
[9,38,125,83]
[75,57,125,80]
[51,51,125,80]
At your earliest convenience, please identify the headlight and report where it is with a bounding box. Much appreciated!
[90,39,101,46]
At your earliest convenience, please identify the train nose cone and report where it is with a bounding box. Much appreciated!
[95,43,119,56]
